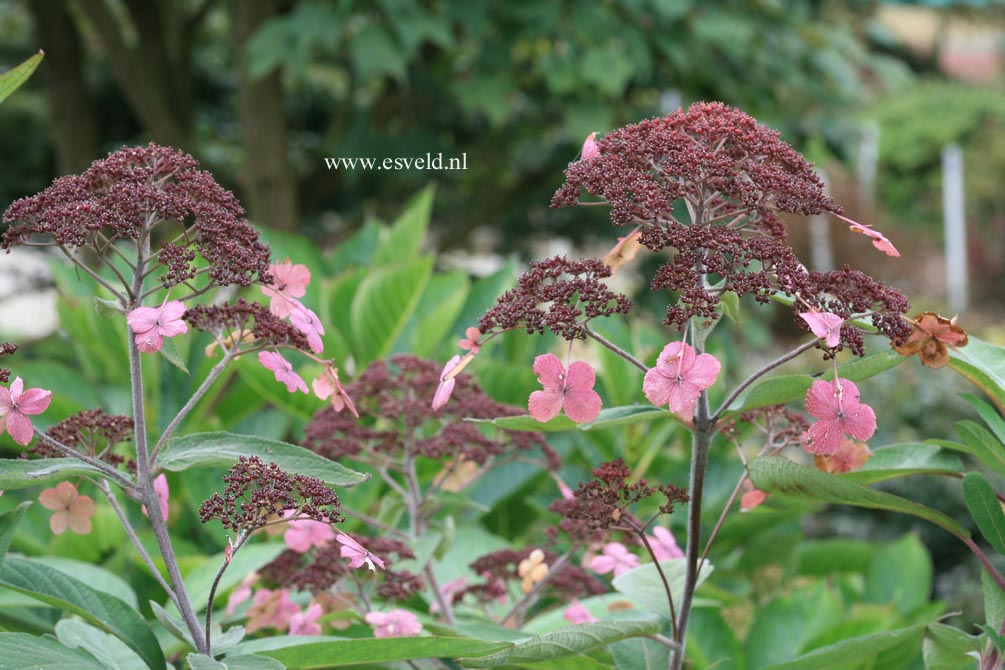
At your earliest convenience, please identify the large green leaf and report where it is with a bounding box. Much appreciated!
[459,621,659,668]
[350,256,433,365]
[0,458,111,492]
[962,393,1005,447]
[955,420,1005,475]
[471,406,672,433]
[733,349,906,413]
[0,502,29,564]
[611,560,713,619]
[963,472,1005,555]
[0,556,165,669]
[402,271,470,357]
[840,443,961,485]
[950,337,1005,413]
[259,637,511,668]
[56,619,148,670]
[159,432,367,486]
[748,457,970,538]
[0,51,43,105]
[188,653,285,670]
[864,534,932,616]
[761,624,926,670]
[373,186,435,265]
[685,607,742,670]
[34,557,139,610]
[0,632,106,669]
[923,623,983,670]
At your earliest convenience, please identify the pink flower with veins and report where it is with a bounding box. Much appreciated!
[262,260,311,317]
[288,301,325,354]
[643,342,721,419]
[335,532,385,571]
[246,588,300,633]
[312,366,358,417]
[38,481,96,535]
[458,327,481,353]
[564,599,597,624]
[803,378,877,456]
[799,312,844,348]
[0,377,52,446]
[289,602,324,636]
[142,473,170,522]
[740,479,768,511]
[365,609,422,638]
[258,351,308,394]
[284,515,335,553]
[590,542,639,577]
[126,300,188,353]
[528,354,602,424]
[837,214,900,257]
[581,132,600,160]
[226,572,259,615]
[649,526,684,561]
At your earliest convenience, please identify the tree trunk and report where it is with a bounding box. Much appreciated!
[232,0,299,231]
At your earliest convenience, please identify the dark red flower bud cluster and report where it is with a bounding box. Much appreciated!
[183,298,311,352]
[199,456,343,533]
[32,409,134,468]
[478,256,631,341]
[720,405,810,450]
[460,547,605,603]
[2,143,271,288]
[0,341,16,384]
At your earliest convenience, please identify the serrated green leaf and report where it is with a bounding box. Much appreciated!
[964,472,1005,555]
[0,502,30,564]
[956,420,1005,475]
[0,632,106,669]
[373,186,434,265]
[950,337,1005,413]
[0,51,43,105]
[350,257,433,365]
[159,432,367,486]
[259,637,511,668]
[761,624,926,670]
[0,458,112,491]
[56,620,147,670]
[840,443,962,485]
[748,457,970,538]
[0,556,165,669]
[459,621,658,668]
[612,560,713,619]
[188,653,285,670]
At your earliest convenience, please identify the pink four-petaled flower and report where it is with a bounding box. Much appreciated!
[643,342,721,419]
[799,311,844,348]
[335,532,385,571]
[365,609,422,638]
[803,377,877,456]
[283,514,335,553]
[648,526,684,561]
[0,376,52,446]
[527,354,602,424]
[458,327,481,353]
[126,300,188,353]
[289,602,324,636]
[258,351,308,394]
[262,260,312,318]
[589,542,639,577]
[312,366,359,417]
[38,481,96,535]
[288,301,325,354]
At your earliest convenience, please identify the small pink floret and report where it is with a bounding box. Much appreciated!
[258,351,308,394]
[643,342,721,419]
[649,526,684,561]
[289,602,324,636]
[38,481,96,535]
[589,542,639,577]
[432,355,460,410]
[336,532,385,571]
[799,311,845,348]
[0,377,52,446]
[803,377,877,456]
[581,132,600,160]
[365,609,422,638]
[564,599,598,625]
[527,354,602,424]
[262,260,312,317]
[126,300,188,353]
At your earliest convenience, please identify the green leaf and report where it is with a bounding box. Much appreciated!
[159,432,367,487]
[950,336,1005,413]
[612,560,714,619]
[745,582,843,667]
[259,637,512,668]
[685,607,742,670]
[955,420,1005,475]
[469,414,576,432]
[0,458,110,491]
[188,653,285,670]
[734,349,906,413]
[984,568,1005,629]
[327,222,381,272]
[459,621,659,668]
[963,472,1005,555]
[761,624,926,670]
[719,290,740,322]
[840,443,962,485]
[962,393,1005,446]
[56,619,148,670]
[150,601,195,648]
[0,632,106,669]
[0,502,30,564]
[350,257,433,365]
[450,259,518,336]
[0,556,165,669]
[923,623,983,670]
[0,51,43,105]
[373,186,434,265]
[34,557,139,610]
[348,24,407,82]
[748,457,970,538]
[403,271,470,357]
[471,406,672,433]
[797,539,876,576]
[864,534,932,616]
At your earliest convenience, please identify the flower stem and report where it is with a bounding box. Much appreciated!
[205,530,249,655]
[709,338,820,421]
[150,352,234,462]
[584,325,648,373]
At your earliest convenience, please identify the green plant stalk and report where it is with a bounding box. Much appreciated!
[205,529,249,655]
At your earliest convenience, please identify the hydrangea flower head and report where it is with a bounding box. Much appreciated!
[0,376,52,446]
[127,300,188,353]
[528,354,602,424]
[39,481,96,535]
[643,342,721,419]
[803,378,876,456]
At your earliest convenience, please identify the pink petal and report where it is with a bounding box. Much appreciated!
[5,412,35,446]
[532,354,565,391]
[258,351,286,373]
[805,420,844,456]
[15,388,52,416]
[49,511,69,535]
[589,554,616,575]
[432,355,461,410]
[654,341,691,377]
[666,381,700,418]
[564,600,597,624]
[804,379,841,421]
[564,388,602,423]
[67,495,95,534]
[841,401,877,442]
[135,331,164,353]
[126,307,160,334]
[153,474,170,522]
[39,482,76,511]
[799,312,844,348]
[312,374,334,400]
[688,353,722,390]
[565,361,597,392]
[581,132,600,160]
[529,388,564,422]
[7,377,24,399]
[642,367,672,407]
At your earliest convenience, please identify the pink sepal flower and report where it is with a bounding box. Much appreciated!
[564,599,598,624]
[432,353,478,410]
[799,312,844,348]
[429,576,467,614]
[740,479,768,511]
[365,609,422,638]
[246,588,300,633]
[262,260,312,318]
[142,473,170,522]
[284,515,335,553]
[837,214,900,257]
[288,301,325,354]
[803,378,877,456]
[336,532,385,571]
[127,300,188,353]
[458,327,481,353]
[312,366,358,418]
[38,481,96,535]
[649,526,684,561]
[226,572,259,615]
[643,342,721,419]
[258,351,308,394]
[528,354,602,424]
[589,542,639,577]
[581,132,600,160]
[0,377,52,446]
[289,602,324,636]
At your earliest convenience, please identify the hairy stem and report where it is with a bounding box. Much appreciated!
[150,352,234,462]
[34,431,135,491]
[636,526,678,639]
[205,530,249,655]
[585,324,649,373]
[710,338,820,421]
